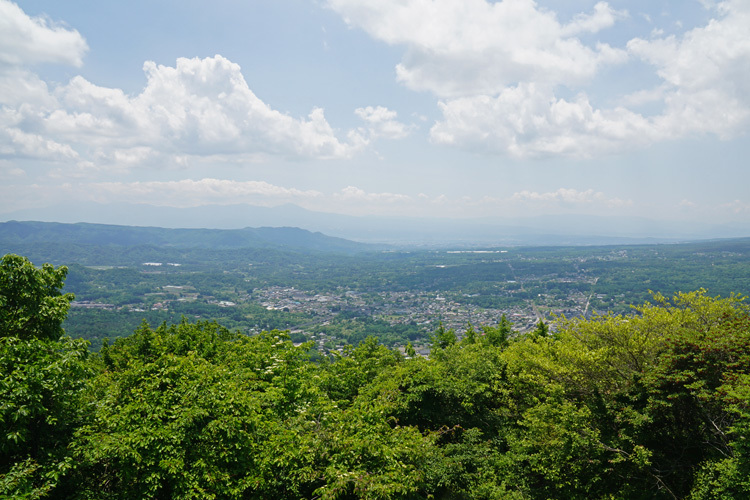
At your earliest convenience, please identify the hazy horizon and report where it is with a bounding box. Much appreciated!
[3,201,749,246]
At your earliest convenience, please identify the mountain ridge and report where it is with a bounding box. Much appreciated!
[0,220,374,254]
[2,202,749,246]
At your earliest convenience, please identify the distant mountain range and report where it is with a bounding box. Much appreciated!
[2,202,749,246]
[0,220,372,255]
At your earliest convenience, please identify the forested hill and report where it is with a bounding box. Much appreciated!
[0,220,373,255]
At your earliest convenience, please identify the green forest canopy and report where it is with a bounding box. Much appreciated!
[2,253,750,499]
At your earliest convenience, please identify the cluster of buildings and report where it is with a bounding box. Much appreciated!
[252,286,550,338]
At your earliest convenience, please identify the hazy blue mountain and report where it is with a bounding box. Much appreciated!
[0,221,373,254]
[2,202,748,246]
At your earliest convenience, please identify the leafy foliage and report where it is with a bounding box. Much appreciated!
[3,254,750,499]
[0,255,89,499]
[0,254,73,341]
[498,290,750,499]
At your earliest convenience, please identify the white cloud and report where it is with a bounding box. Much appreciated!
[720,199,750,215]
[329,0,750,158]
[326,0,627,98]
[431,83,653,158]
[0,67,56,107]
[679,199,698,208]
[4,127,80,160]
[511,188,631,207]
[335,185,412,203]
[355,106,414,140]
[0,53,371,169]
[561,1,629,37]
[627,0,750,139]
[0,0,88,67]
[697,0,723,10]
[50,56,362,160]
[0,3,401,170]
[0,160,24,178]
[430,1,750,157]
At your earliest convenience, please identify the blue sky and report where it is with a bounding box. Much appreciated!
[1,0,749,225]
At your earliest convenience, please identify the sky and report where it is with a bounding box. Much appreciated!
[1,0,749,226]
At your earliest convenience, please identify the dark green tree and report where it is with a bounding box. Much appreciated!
[462,322,477,344]
[482,314,513,347]
[405,341,417,358]
[532,319,549,337]
[431,322,457,350]
[0,254,74,340]
[0,255,90,499]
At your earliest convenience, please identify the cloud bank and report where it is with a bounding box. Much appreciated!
[0,0,88,67]
[31,178,632,218]
[1,55,364,170]
[327,0,750,158]
[0,0,412,173]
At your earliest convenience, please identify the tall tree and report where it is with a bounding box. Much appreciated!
[0,254,74,341]
[0,255,89,499]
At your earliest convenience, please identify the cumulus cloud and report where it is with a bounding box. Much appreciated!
[431,83,654,158]
[561,1,629,36]
[0,67,57,108]
[627,0,750,139]
[1,3,408,170]
[328,0,750,158]
[0,53,371,169]
[327,0,627,98]
[430,0,750,157]
[54,56,361,160]
[0,0,88,67]
[355,106,414,140]
[4,127,80,160]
